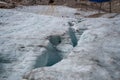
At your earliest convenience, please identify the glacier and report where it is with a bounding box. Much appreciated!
[0,5,120,80]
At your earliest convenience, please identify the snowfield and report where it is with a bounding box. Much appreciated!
[0,5,120,80]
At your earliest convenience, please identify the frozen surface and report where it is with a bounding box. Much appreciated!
[0,5,120,80]
[0,9,75,80]
[13,5,101,18]
[13,5,77,18]
[23,14,120,80]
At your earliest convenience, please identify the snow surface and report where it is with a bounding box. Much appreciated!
[24,15,120,80]
[13,5,77,18]
[0,5,120,80]
[0,9,75,80]
[13,5,101,18]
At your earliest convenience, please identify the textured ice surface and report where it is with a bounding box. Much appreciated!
[23,15,120,80]
[0,9,76,80]
[0,5,120,80]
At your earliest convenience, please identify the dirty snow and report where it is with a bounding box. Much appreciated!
[13,5,101,18]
